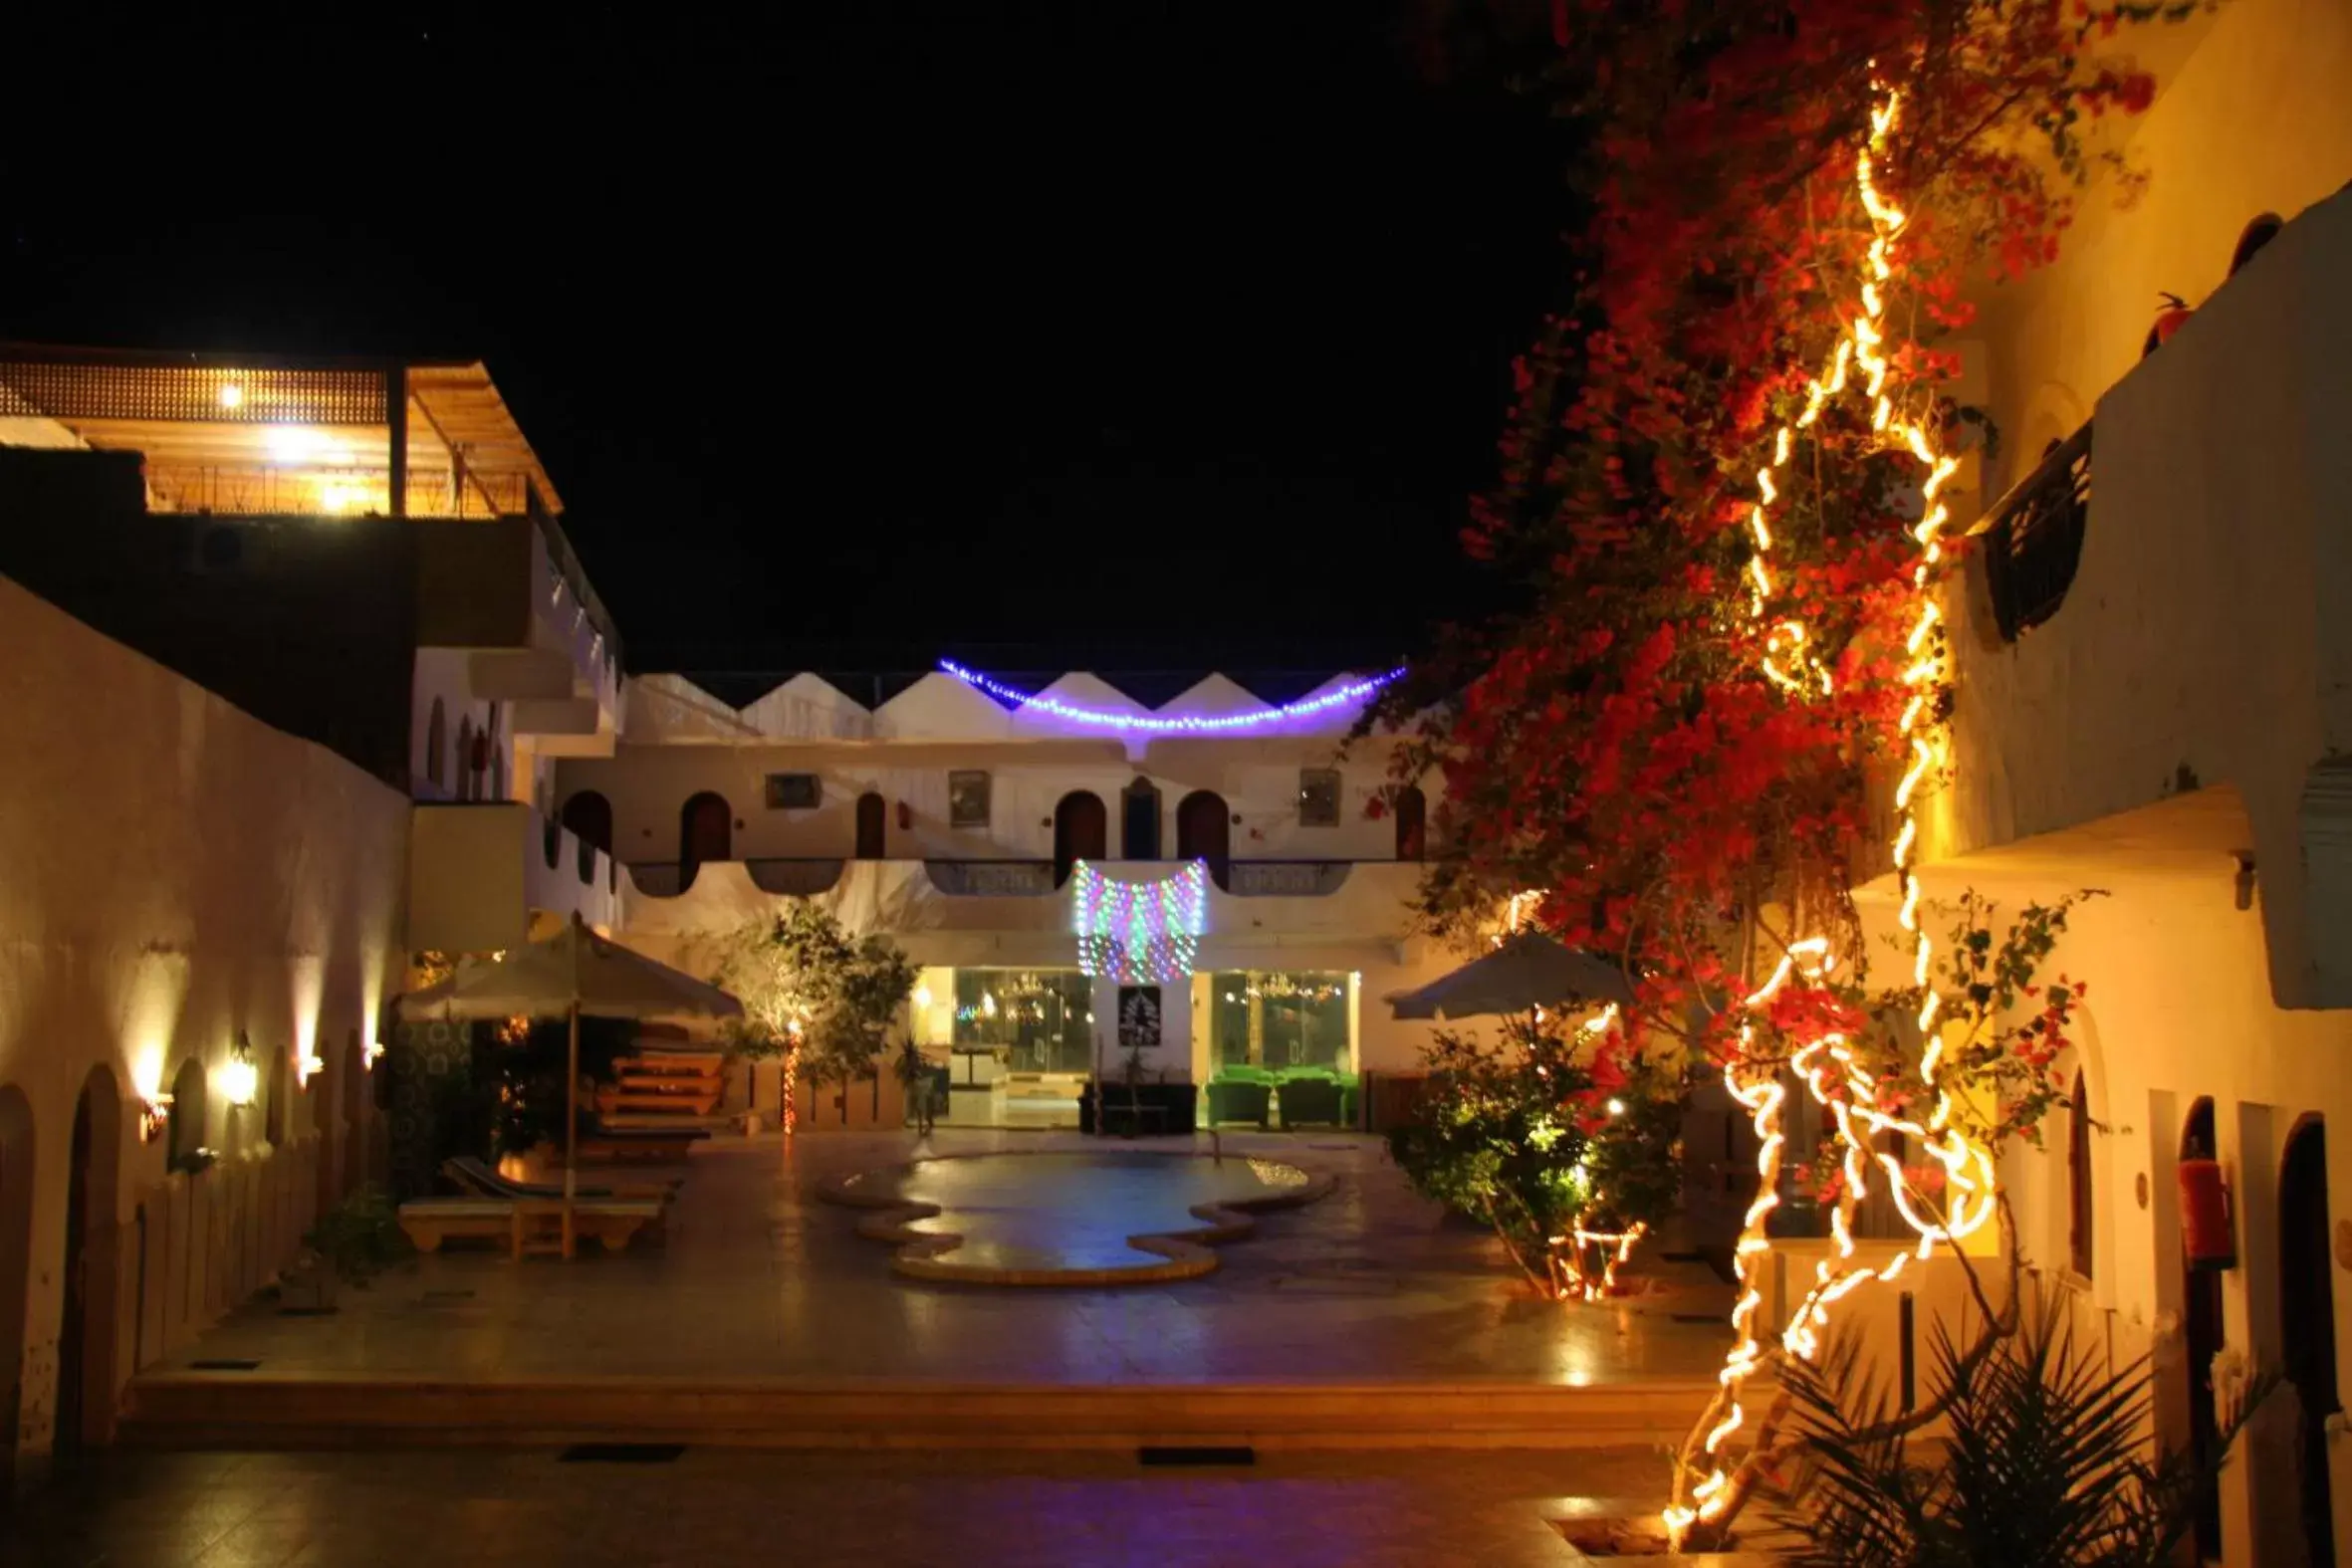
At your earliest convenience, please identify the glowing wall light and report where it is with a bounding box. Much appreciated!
[220,1031,260,1111]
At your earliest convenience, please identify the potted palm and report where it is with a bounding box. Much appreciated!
[280,1184,410,1313]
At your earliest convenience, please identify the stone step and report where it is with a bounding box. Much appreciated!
[120,1376,1723,1452]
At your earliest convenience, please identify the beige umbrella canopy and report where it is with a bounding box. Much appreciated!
[398,914,742,1252]
[1385,930,1636,1021]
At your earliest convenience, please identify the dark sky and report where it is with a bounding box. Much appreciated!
[3,4,1567,679]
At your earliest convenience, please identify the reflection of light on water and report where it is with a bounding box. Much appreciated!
[1246,1159,1310,1190]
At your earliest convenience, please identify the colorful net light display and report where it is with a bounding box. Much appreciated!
[1069,859,1207,985]
[940,659,1404,734]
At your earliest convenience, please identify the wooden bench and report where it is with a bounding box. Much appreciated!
[398,1198,666,1259]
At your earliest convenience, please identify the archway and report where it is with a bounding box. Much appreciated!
[168,1058,208,1168]
[561,789,613,858]
[1120,779,1162,860]
[1054,791,1107,887]
[1394,784,1427,862]
[2182,1096,2225,1563]
[2280,1117,2338,1567]
[0,1085,34,1492]
[1175,790,1231,889]
[56,1066,121,1455]
[424,697,447,792]
[2067,1070,2093,1280]
[854,791,887,860]
[679,792,732,884]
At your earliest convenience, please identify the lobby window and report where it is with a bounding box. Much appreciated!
[948,771,992,828]
[1297,769,1341,827]
[764,773,823,810]
[1211,971,1350,1070]
[952,969,1092,1073]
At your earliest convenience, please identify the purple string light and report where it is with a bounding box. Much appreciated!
[939,659,1404,734]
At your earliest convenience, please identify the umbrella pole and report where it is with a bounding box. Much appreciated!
[564,999,580,1260]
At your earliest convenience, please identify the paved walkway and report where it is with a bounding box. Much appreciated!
[161,1130,1735,1386]
[5,1447,1716,1568]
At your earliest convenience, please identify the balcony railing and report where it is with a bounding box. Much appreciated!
[746,858,847,896]
[1981,420,2093,641]
[924,859,1057,897]
[1225,860,1356,897]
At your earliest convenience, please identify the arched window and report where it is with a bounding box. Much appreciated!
[168,1058,209,1167]
[2067,1070,2093,1280]
[1054,791,1107,886]
[680,791,732,883]
[854,791,887,859]
[2230,212,2284,277]
[1394,784,1428,862]
[1175,790,1231,889]
[486,704,506,801]
[424,698,446,793]
[561,790,613,858]
[1120,778,1162,860]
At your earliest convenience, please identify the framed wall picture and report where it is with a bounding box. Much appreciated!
[764,772,823,810]
[1117,986,1162,1050]
[948,770,992,827]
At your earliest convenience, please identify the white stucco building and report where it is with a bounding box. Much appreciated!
[1880,2,2352,1561]
[555,665,1454,1129]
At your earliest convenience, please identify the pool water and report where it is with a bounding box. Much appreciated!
[829,1150,1326,1281]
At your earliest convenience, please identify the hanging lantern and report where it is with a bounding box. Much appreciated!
[2179,1157,2236,1271]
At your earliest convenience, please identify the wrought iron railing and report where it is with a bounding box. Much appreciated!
[1982,420,2093,642]
[1224,860,1357,898]
[924,860,1057,897]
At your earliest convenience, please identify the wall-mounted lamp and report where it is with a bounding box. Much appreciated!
[137,1090,174,1144]
[298,1049,327,1087]
[364,1036,386,1070]
[221,1030,261,1111]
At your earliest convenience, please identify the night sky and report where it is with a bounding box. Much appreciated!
[3,4,1568,683]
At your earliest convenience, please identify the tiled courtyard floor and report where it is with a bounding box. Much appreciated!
[3,1447,1712,1568]
[160,1129,1737,1386]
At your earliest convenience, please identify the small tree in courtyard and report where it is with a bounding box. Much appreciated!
[712,902,915,1133]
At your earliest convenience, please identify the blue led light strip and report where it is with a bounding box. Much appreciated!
[940,659,1404,733]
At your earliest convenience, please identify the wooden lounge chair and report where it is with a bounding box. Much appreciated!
[576,1118,710,1165]
[439,1156,678,1204]
[398,1197,666,1257]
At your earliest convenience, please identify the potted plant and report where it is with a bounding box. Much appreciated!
[281,1184,411,1313]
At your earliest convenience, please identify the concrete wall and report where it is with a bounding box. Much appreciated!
[0,571,407,1484]
[1883,854,2352,1565]
[406,802,621,953]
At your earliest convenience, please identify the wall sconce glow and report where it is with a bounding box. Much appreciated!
[132,1047,173,1142]
[217,382,245,411]
[221,1031,261,1110]
[363,1037,385,1070]
[299,1051,327,1086]
[321,483,356,514]
[912,984,934,1010]
[939,659,1404,734]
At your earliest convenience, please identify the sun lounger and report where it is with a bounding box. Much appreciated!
[439,1156,678,1203]
[397,1197,665,1257]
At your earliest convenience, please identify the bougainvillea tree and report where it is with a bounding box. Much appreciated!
[1380,0,2197,1547]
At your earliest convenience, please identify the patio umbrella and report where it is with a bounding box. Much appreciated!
[398,913,742,1254]
[1385,929,1636,1021]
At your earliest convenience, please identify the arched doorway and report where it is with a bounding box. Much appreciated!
[1394,784,1427,862]
[2280,1117,2338,1568]
[561,789,613,858]
[855,791,887,859]
[56,1066,121,1456]
[0,1085,35,1492]
[1175,790,1231,889]
[424,698,447,792]
[1120,779,1162,860]
[2182,1097,2225,1563]
[2067,1070,2094,1279]
[679,792,732,884]
[1054,791,1107,886]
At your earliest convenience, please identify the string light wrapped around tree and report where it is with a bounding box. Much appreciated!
[1069,860,1207,985]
